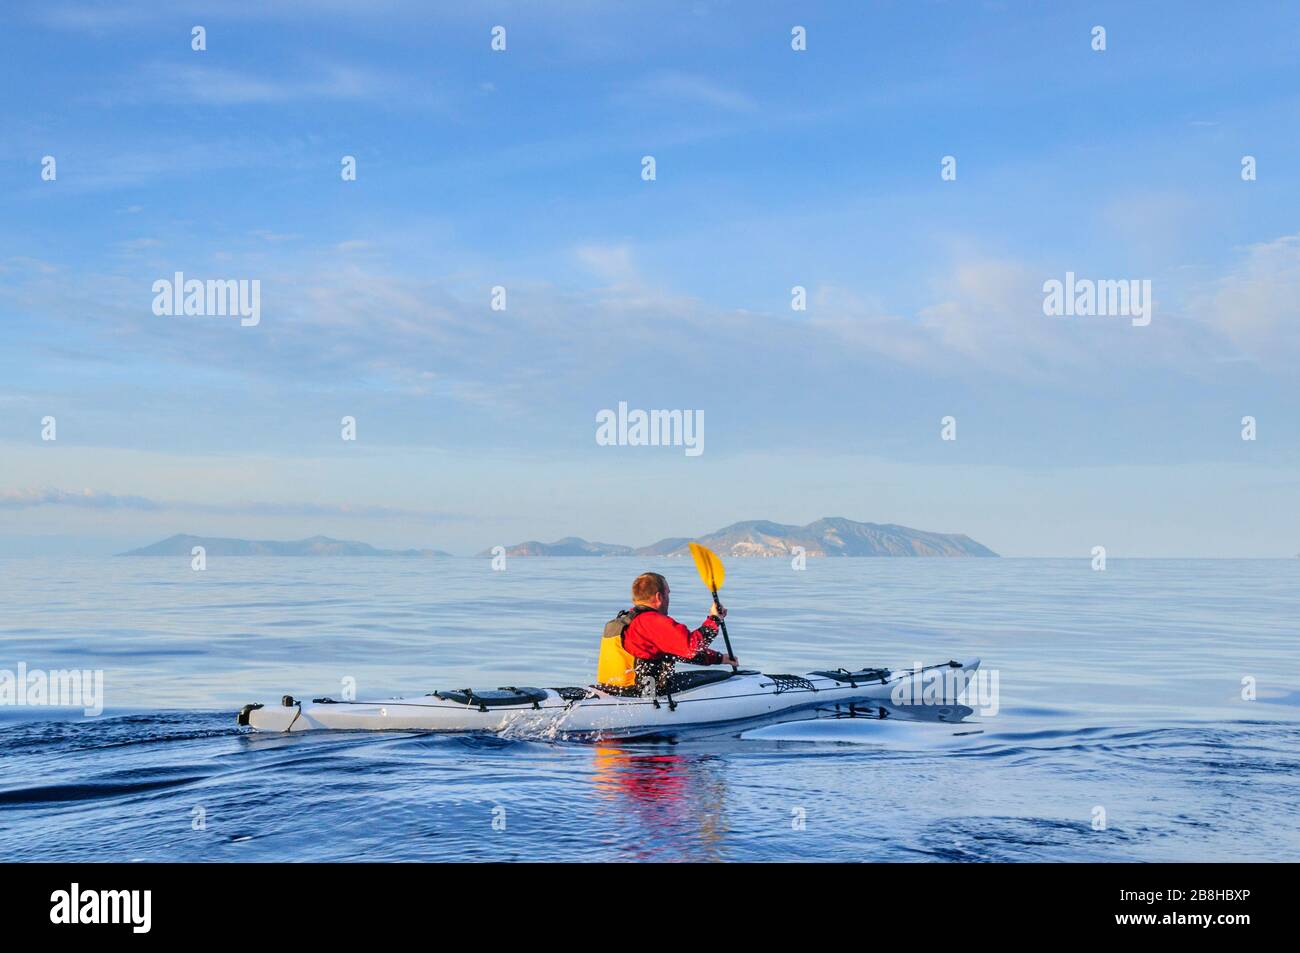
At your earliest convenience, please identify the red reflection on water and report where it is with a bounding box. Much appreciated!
[589,746,728,860]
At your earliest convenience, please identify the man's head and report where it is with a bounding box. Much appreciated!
[631,571,670,612]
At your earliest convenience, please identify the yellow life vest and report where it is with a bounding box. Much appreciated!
[597,608,647,688]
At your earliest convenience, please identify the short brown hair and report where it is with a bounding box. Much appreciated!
[632,572,667,603]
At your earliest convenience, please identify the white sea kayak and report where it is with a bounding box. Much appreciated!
[238,658,980,740]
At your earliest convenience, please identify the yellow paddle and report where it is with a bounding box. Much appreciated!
[689,542,737,671]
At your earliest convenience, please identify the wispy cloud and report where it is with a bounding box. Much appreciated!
[139,62,388,106]
[625,70,758,113]
[1191,233,1300,364]
[0,488,165,511]
[31,0,416,33]
[574,243,639,286]
[2,230,1290,432]
[0,487,461,522]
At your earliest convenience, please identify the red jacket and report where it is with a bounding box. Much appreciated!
[624,610,723,664]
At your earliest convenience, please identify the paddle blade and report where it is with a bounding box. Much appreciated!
[688,542,726,592]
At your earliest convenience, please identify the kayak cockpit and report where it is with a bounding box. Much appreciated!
[429,687,549,711]
[663,668,756,693]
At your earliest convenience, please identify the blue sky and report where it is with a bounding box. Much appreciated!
[1,1,1298,556]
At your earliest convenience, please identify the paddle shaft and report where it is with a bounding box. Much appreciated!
[710,586,737,671]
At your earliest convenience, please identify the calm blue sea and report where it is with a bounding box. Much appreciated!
[2,556,1298,862]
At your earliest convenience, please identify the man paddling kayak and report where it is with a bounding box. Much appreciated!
[597,571,739,695]
[239,545,983,735]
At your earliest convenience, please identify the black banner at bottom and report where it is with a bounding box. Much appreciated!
[0,861,1278,939]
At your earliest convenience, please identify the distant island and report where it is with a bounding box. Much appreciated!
[481,517,997,558]
[118,534,452,557]
[481,537,636,557]
[120,518,996,559]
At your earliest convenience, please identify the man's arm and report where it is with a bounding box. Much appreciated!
[639,612,723,663]
[685,646,726,665]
